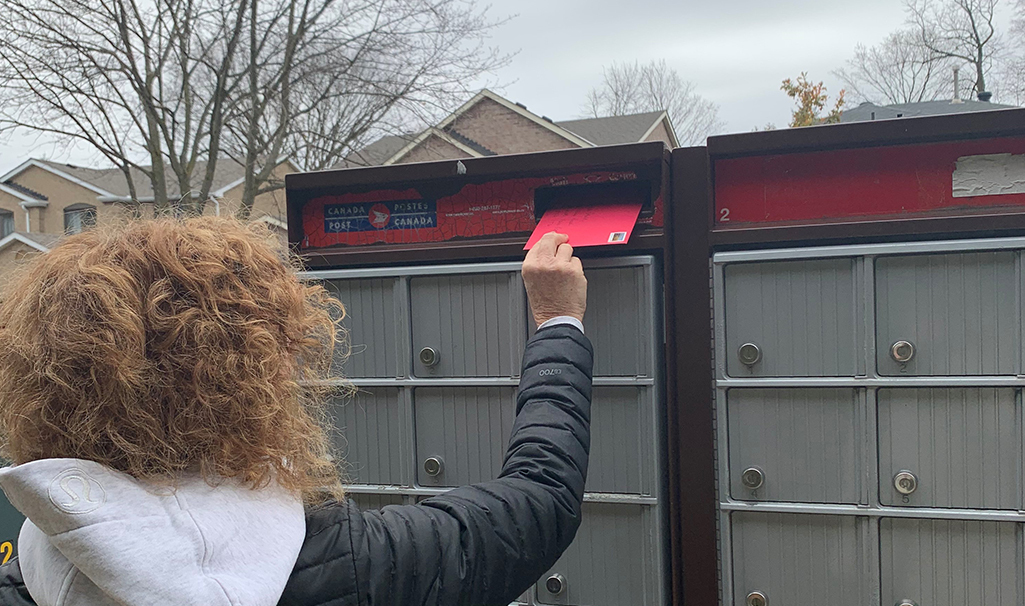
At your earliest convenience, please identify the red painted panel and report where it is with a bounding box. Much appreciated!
[714,137,1025,227]
[301,170,663,249]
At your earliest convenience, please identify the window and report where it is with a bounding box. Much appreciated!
[64,204,97,234]
[0,211,12,238]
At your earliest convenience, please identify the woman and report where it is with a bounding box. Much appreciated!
[0,218,591,605]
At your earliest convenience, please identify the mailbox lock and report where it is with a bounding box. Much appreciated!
[746,591,768,606]
[423,456,444,477]
[545,573,566,596]
[741,466,765,490]
[894,470,918,495]
[738,343,762,366]
[890,340,915,364]
[419,347,440,367]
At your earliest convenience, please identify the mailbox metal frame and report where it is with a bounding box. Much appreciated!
[670,108,1025,606]
[290,142,675,606]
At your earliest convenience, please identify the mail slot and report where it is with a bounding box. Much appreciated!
[287,141,670,606]
[533,179,655,220]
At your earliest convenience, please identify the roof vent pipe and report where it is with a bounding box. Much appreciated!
[952,67,963,104]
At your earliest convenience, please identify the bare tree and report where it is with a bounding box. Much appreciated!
[997,57,1025,104]
[585,60,724,146]
[0,0,249,214]
[998,0,1025,104]
[0,0,505,216]
[835,29,953,104]
[221,0,505,218]
[905,0,1002,96]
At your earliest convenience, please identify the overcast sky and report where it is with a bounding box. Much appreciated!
[0,0,1011,174]
[483,0,908,129]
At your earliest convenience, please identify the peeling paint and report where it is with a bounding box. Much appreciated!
[953,153,1025,198]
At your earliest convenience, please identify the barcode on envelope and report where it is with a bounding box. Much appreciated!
[608,232,627,243]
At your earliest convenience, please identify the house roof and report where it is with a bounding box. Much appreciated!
[382,89,599,166]
[339,135,416,168]
[556,111,668,146]
[1,181,47,201]
[9,158,266,201]
[425,89,596,151]
[345,91,677,167]
[0,231,61,253]
[841,99,1019,122]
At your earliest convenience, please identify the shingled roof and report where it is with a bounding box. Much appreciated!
[1,181,47,201]
[339,135,416,168]
[338,93,674,169]
[841,99,1019,122]
[34,158,253,199]
[556,111,667,146]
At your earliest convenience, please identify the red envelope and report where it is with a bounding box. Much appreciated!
[524,202,643,250]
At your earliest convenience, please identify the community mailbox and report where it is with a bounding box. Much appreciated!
[677,107,1025,606]
[286,142,673,606]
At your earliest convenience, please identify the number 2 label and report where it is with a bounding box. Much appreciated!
[719,208,730,222]
[1,541,12,565]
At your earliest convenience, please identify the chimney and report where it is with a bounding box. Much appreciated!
[978,91,993,102]
[952,67,963,104]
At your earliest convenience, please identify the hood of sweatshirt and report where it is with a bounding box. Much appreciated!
[0,458,304,606]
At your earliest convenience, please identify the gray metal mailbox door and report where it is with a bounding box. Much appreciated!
[528,263,657,377]
[582,266,654,377]
[535,504,660,606]
[727,388,860,504]
[878,388,1020,509]
[724,258,861,377]
[876,251,1019,376]
[329,388,407,486]
[881,518,1021,606]
[413,386,516,487]
[410,272,526,377]
[730,512,870,605]
[324,278,401,378]
[586,386,656,495]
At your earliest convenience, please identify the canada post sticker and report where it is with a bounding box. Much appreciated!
[324,200,437,233]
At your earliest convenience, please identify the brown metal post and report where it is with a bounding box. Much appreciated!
[666,146,718,605]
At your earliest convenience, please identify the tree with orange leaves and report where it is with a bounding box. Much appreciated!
[781,73,847,127]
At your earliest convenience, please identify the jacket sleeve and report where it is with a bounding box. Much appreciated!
[281,324,593,606]
[0,559,36,606]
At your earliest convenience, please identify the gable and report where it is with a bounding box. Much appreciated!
[445,98,581,156]
[644,119,674,146]
[397,134,473,164]
[10,165,102,205]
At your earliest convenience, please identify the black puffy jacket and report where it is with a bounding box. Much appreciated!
[0,325,593,606]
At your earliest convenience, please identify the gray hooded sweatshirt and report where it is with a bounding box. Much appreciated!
[0,458,304,606]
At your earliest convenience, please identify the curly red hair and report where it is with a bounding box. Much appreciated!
[0,217,345,501]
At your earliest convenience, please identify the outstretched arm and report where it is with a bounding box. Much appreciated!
[282,232,592,606]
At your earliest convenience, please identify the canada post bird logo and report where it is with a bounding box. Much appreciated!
[369,204,391,229]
